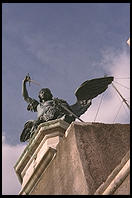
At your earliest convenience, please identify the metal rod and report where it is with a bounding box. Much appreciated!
[112,83,130,109]
[55,99,84,122]
[62,104,84,122]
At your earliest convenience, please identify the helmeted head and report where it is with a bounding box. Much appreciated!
[38,88,53,102]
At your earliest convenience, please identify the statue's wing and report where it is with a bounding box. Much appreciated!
[70,99,92,117]
[75,76,114,101]
[70,76,114,117]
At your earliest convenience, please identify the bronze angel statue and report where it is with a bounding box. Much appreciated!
[20,74,113,142]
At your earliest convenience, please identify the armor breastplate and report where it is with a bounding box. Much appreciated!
[37,100,59,121]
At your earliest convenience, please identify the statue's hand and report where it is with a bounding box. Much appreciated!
[24,75,31,83]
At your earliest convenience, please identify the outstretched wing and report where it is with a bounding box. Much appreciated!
[70,76,114,117]
[75,76,114,101]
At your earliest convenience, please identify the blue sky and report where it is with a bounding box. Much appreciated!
[2,3,130,195]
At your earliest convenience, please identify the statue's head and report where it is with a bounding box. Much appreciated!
[38,88,53,102]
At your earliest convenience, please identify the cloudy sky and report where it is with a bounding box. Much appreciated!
[2,3,130,195]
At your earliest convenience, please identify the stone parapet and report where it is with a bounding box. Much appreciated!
[14,121,130,195]
[14,119,69,194]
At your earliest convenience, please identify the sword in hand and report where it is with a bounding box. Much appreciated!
[27,73,40,86]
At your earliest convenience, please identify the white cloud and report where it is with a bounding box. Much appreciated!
[81,47,130,123]
[2,136,26,195]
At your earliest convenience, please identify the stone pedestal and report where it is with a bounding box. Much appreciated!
[14,119,69,195]
[14,121,130,195]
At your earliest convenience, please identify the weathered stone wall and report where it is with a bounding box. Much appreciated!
[30,122,130,195]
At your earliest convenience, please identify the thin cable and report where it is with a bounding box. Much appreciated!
[126,98,130,102]
[113,81,130,89]
[94,93,104,122]
[111,83,130,110]
[122,101,130,117]
[112,87,130,114]
[113,101,123,123]
[111,84,129,104]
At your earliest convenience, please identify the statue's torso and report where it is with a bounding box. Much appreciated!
[37,100,55,118]
[36,98,75,123]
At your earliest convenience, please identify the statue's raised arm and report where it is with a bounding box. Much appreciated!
[22,75,39,112]
[22,75,32,102]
